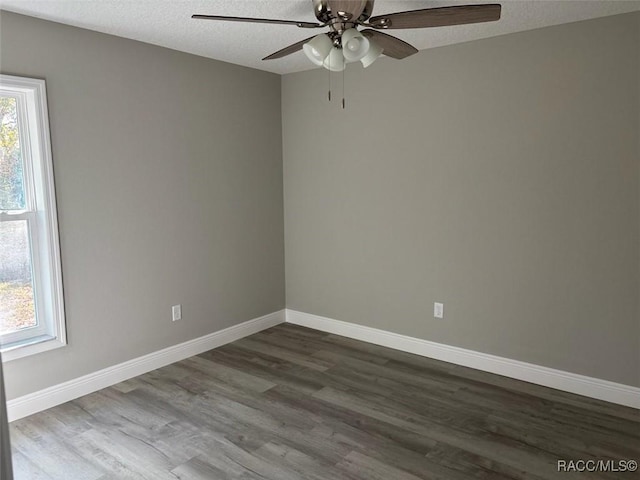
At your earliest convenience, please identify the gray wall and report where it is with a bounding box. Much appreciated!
[2,10,638,401]
[1,11,285,399]
[283,13,640,386]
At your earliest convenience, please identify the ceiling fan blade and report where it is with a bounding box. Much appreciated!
[263,36,316,60]
[361,29,418,59]
[192,14,322,29]
[368,4,501,29]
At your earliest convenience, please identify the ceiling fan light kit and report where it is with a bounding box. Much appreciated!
[193,0,502,74]
[302,33,334,66]
[305,28,381,70]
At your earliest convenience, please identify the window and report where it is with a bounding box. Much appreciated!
[0,75,65,361]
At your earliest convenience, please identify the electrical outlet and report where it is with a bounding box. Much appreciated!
[172,304,182,322]
[434,302,444,319]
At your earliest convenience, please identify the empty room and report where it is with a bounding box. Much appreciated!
[0,1,638,478]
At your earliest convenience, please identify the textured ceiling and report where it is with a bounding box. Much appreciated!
[1,0,639,74]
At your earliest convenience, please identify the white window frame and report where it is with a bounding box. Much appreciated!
[0,74,66,361]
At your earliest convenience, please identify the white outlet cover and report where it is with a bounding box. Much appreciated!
[172,304,182,322]
[434,302,444,319]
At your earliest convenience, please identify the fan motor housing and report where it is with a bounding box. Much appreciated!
[312,0,375,24]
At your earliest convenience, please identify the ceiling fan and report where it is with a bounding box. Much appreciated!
[193,0,502,71]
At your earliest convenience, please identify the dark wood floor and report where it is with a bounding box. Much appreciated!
[9,324,639,479]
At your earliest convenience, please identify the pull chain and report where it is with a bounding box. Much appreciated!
[328,53,332,102]
[342,65,346,109]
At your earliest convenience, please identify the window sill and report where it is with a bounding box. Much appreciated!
[0,335,66,362]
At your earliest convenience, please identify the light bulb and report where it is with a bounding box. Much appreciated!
[341,28,370,63]
[347,38,360,52]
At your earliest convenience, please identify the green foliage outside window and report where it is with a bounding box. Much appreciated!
[0,96,25,211]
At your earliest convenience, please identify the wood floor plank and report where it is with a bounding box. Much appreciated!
[9,451,55,480]
[321,364,637,463]
[171,454,263,480]
[72,426,178,480]
[10,419,105,480]
[254,328,390,366]
[263,385,509,480]
[201,346,327,394]
[312,386,562,479]
[129,373,350,468]
[252,441,360,480]
[9,324,639,479]
[181,355,277,393]
[234,337,334,371]
[337,450,433,480]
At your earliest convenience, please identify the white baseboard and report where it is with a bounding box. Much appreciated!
[8,308,638,421]
[7,310,285,422]
[286,309,640,409]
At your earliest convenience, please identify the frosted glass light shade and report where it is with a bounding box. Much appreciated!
[303,34,333,66]
[360,39,383,68]
[341,28,370,62]
[323,47,346,72]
